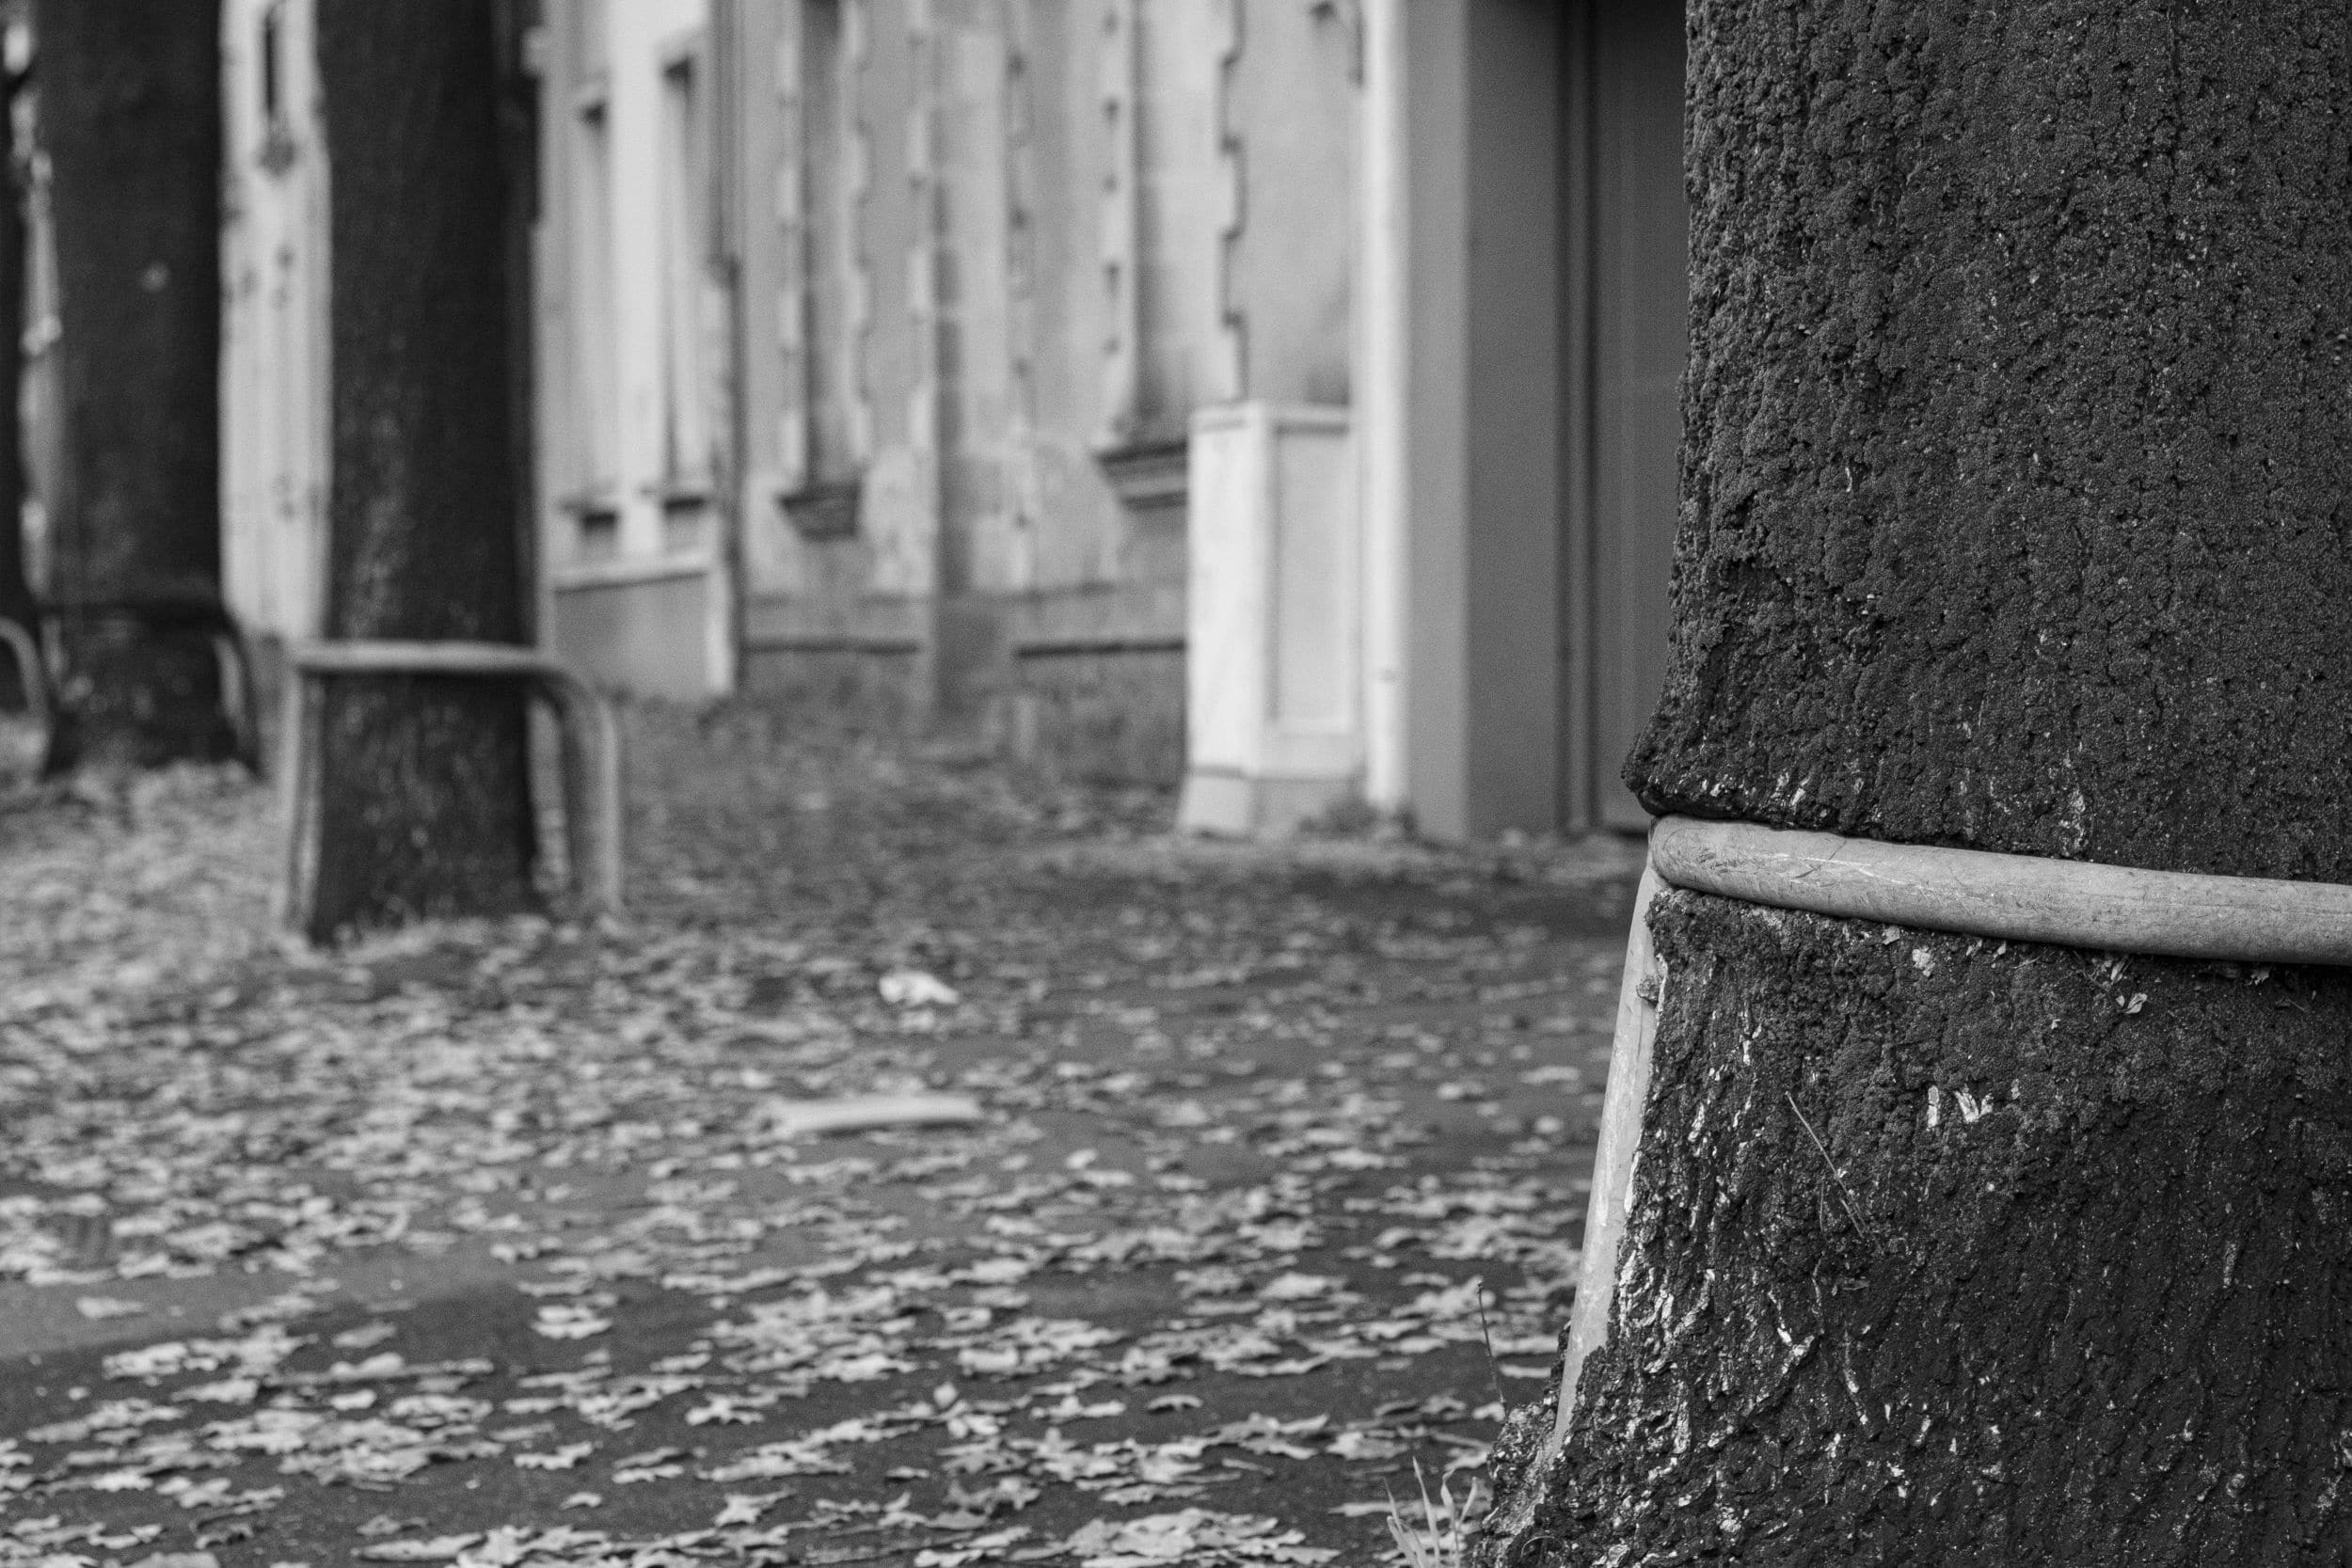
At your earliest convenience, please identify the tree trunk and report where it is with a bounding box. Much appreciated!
[32,0,230,768]
[304,0,533,940]
[1484,5,2352,1563]
[0,55,32,709]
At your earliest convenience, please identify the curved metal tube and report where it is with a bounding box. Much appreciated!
[0,615,46,727]
[283,641,624,918]
[1649,815,2352,968]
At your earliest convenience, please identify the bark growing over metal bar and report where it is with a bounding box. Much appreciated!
[33,0,230,765]
[1494,895,2352,1562]
[1484,3,2352,1562]
[304,0,534,940]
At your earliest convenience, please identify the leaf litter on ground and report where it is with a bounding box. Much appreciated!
[0,706,1641,1564]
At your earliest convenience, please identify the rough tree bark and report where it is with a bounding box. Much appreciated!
[33,0,231,767]
[304,0,534,940]
[1482,4,2352,1563]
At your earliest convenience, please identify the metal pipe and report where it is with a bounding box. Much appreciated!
[283,641,624,918]
[0,614,46,726]
[1651,815,2352,968]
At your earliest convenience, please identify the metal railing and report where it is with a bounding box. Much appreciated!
[0,615,44,727]
[278,641,624,924]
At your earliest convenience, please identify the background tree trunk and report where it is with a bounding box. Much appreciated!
[1484,4,2352,1562]
[305,0,533,940]
[32,0,230,768]
[0,54,32,710]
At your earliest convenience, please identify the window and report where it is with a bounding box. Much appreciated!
[577,508,619,562]
[658,47,709,487]
[800,0,853,483]
[1132,1,1221,436]
[259,4,281,125]
[564,0,618,528]
[571,91,618,498]
[255,1,297,175]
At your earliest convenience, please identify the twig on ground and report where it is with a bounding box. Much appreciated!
[759,1092,985,1138]
[1474,1288,1507,1411]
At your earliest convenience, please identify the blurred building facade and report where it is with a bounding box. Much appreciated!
[217,0,1686,840]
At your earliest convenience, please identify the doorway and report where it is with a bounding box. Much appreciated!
[1560,0,1687,832]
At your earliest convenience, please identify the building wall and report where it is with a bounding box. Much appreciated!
[1461,0,1563,832]
[537,0,734,701]
[1224,2,1353,410]
[1580,0,1687,831]
[522,0,1377,787]
[191,2,1709,857]
[208,0,1680,834]
[1362,0,1684,839]
[540,0,1359,779]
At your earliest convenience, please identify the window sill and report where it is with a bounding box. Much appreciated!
[550,553,717,593]
[559,487,622,519]
[1092,439,1189,513]
[775,480,861,542]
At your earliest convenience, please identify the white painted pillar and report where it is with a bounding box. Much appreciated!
[1177,403,1360,837]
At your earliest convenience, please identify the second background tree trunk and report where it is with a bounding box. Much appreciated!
[302,0,535,939]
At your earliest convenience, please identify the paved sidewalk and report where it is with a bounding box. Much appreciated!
[0,709,1641,1566]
